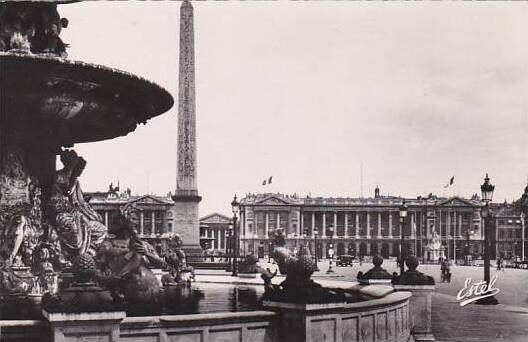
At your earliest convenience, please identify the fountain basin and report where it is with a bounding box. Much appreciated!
[0,278,412,342]
[0,53,174,146]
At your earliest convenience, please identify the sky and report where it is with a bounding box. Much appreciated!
[60,1,528,217]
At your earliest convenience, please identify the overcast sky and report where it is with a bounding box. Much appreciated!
[61,1,528,217]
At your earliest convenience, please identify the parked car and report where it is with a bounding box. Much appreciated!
[336,255,354,267]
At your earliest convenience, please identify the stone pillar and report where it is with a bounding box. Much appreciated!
[366,212,371,238]
[393,257,435,342]
[334,212,338,235]
[322,212,326,237]
[311,212,315,234]
[45,311,126,342]
[344,212,349,238]
[277,212,281,230]
[458,212,463,244]
[151,211,155,236]
[104,211,109,228]
[389,212,393,239]
[140,211,144,236]
[355,212,360,238]
[411,212,416,239]
[300,212,304,236]
[377,211,382,238]
[241,210,246,238]
[265,212,269,237]
[172,0,202,251]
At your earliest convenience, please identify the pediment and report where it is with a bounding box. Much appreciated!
[438,197,475,207]
[200,213,231,224]
[129,195,168,206]
[256,195,291,206]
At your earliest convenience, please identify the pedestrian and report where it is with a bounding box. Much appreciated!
[441,259,450,282]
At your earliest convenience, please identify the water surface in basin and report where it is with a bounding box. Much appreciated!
[158,282,264,316]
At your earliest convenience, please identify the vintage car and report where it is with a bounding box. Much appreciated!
[336,254,355,267]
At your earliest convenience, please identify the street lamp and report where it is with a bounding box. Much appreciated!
[231,195,240,277]
[326,225,335,274]
[399,199,408,275]
[476,174,498,305]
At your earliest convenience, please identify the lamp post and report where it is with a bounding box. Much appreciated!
[476,174,498,305]
[399,199,408,275]
[326,226,335,274]
[226,225,232,267]
[465,229,474,266]
[314,229,319,271]
[231,195,240,277]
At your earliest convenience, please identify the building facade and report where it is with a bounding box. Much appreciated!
[86,186,233,255]
[199,213,231,253]
[493,203,527,260]
[86,188,175,252]
[238,190,489,261]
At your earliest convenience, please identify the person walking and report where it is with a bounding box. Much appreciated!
[441,259,451,282]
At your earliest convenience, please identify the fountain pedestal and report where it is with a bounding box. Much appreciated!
[42,255,126,342]
[43,311,126,342]
[393,256,435,342]
[263,290,413,342]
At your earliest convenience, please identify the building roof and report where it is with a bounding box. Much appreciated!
[200,213,232,225]
[240,193,483,208]
[85,191,173,206]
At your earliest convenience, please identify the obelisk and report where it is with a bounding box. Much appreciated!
[172,0,202,254]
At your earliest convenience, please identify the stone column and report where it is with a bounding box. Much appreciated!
[344,212,349,238]
[334,212,338,235]
[322,212,326,237]
[366,212,371,238]
[411,212,416,238]
[458,212,462,238]
[277,212,281,230]
[151,211,155,236]
[300,212,304,236]
[389,212,393,239]
[104,211,109,228]
[355,212,360,238]
[311,212,315,234]
[265,212,269,237]
[140,211,144,236]
[377,211,382,238]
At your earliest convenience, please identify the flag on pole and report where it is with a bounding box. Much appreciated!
[444,176,454,188]
[262,176,273,186]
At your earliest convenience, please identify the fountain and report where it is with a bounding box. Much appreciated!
[0,1,173,316]
[0,2,415,342]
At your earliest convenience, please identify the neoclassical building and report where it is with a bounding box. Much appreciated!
[199,213,231,253]
[493,203,526,260]
[86,188,175,251]
[86,186,234,255]
[238,189,487,260]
